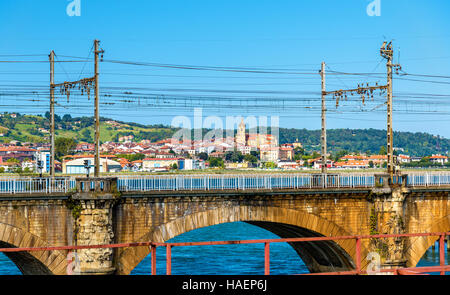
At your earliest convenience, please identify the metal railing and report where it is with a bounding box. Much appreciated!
[0,177,76,194]
[406,172,450,187]
[0,172,449,195]
[117,173,377,192]
[0,231,448,275]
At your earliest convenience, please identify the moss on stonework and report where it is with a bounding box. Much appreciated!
[110,182,122,198]
[369,208,378,235]
[367,191,375,202]
[369,207,389,259]
[375,182,384,188]
[65,198,82,221]
[64,197,82,243]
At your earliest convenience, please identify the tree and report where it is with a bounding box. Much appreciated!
[116,153,145,162]
[379,146,387,155]
[333,149,348,162]
[197,152,208,161]
[54,114,61,123]
[294,146,305,156]
[80,129,92,142]
[62,114,72,122]
[225,150,244,163]
[250,150,260,158]
[244,154,258,164]
[264,162,277,169]
[55,137,77,160]
[208,157,224,168]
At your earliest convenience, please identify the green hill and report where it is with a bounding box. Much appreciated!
[1,112,448,157]
[0,113,176,144]
[278,128,450,157]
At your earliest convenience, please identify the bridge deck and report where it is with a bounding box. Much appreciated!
[0,172,447,196]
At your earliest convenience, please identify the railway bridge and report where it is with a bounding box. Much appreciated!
[0,172,449,275]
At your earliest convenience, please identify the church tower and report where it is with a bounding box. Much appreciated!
[236,119,246,146]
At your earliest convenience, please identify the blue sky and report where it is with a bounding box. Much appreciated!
[0,0,449,137]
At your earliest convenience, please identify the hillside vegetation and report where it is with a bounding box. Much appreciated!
[1,113,448,157]
[278,128,450,157]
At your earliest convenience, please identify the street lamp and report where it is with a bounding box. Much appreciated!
[37,160,43,178]
[84,160,90,178]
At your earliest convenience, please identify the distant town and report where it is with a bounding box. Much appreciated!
[0,116,448,175]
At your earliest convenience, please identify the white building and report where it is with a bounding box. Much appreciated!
[398,154,411,164]
[180,159,205,170]
[21,160,35,171]
[36,150,51,173]
[237,145,252,155]
[277,161,300,170]
[142,158,179,172]
[260,147,279,163]
[429,154,449,165]
[63,158,122,174]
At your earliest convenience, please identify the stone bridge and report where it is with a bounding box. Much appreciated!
[0,173,449,275]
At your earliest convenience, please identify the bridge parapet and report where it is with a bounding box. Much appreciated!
[73,177,119,200]
[372,173,409,194]
[0,172,447,197]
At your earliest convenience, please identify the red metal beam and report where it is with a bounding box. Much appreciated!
[0,231,448,276]
[151,245,156,275]
[304,270,358,275]
[355,238,361,274]
[166,245,172,275]
[397,269,429,275]
[264,242,270,275]
[157,231,450,248]
[439,234,445,275]
[1,231,448,253]
[307,265,450,275]
[0,242,155,253]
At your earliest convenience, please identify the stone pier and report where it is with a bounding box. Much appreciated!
[372,174,409,270]
[72,177,120,275]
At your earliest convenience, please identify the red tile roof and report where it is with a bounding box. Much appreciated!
[63,154,116,159]
[334,160,369,167]
[143,158,180,161]
[430,155,448,159]
[0,147,36,152]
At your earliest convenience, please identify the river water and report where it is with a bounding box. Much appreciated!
[0,222,448,275]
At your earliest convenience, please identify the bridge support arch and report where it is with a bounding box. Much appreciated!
[0,223,68,275]
[404,214,450,268]
[115,206,370,275]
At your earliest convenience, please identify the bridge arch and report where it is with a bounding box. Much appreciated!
[404,214,450,268]
[0,223,68,275]
[116,206,370,275]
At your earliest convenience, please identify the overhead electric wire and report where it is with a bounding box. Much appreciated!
[0,53,449,126]
[0,54,48,57]
[0,60,90,63]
